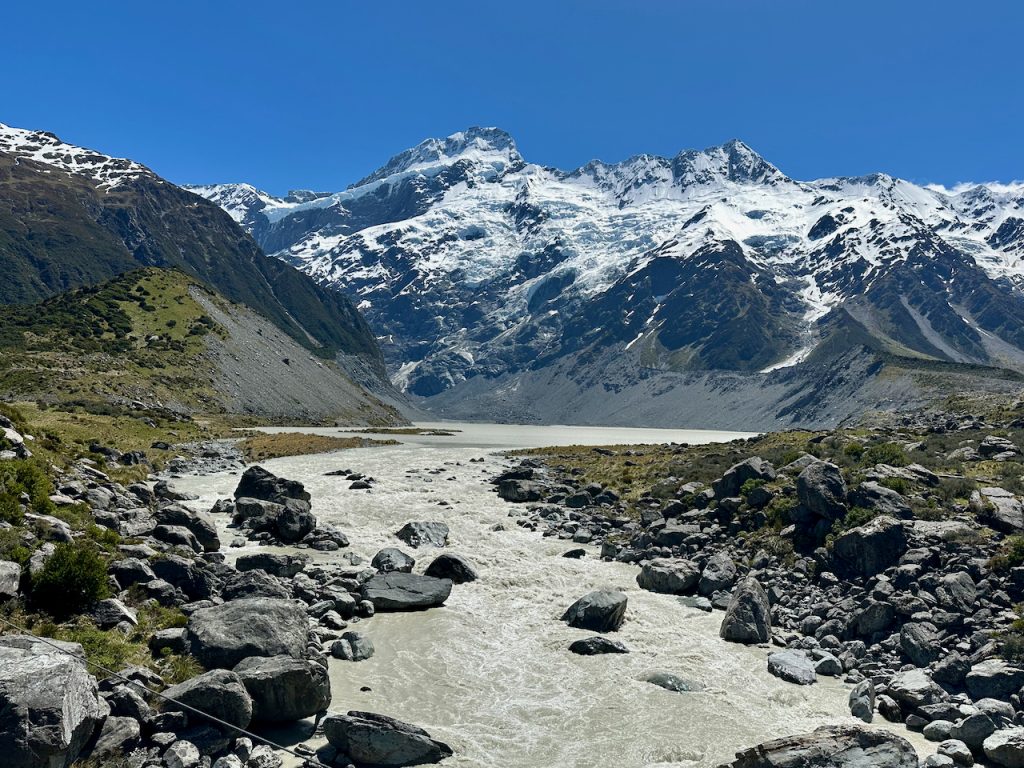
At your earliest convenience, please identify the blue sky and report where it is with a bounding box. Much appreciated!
[3,1,1021,194]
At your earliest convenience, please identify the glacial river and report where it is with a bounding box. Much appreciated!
[174,422,928,767]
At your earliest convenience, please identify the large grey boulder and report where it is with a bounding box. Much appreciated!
[713,457,776,499]
[497,479,544,502]
[234,465,309,503]
[88,715,142,761]
[323,711,453,766]
[636,559,699,595]
[985,728,1024,768]
[831,516,908,579]
[233,655,331,722]
[723,725,918,767]
[0,635,108,768]
[568,636,630,655]
[936,572,976,613]
[699,553,737,596]
[155,503,220,552]
[372,548,416,574]
[162,669,253,728]
[235,552,309,578]
[185,598,309,669]
[901,622,940,666]
[0,560,21,600]
[424,553,479,584]
[720,577,771,644]
[797,461,848,520]
[966,659,1024,701]
[888,668,947,710]
[973,487,1024,533]
[361,572,452,611]
[851,481,911,518]
[767,650,816,686]
[395,522,449,548]
[331,631,376,662]
[561,590,628,633]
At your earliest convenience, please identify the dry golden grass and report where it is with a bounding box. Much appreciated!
[238,432,397,462]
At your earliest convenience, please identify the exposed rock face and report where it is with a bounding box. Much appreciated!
[233,655,331,722]
[699,553,737,595]
[395,522,450,548]
[323,711,453,767]
[636,559,699,594]
[561,590,628,633]
[361,572,452,611]
[185,598,309,669]
[720,577,771,643]
[0,635,108,768]
[423,553,479,583]
[831,516,908,579]
[161,669,253,729]
[235,552,309,578]
[722,725,919,767]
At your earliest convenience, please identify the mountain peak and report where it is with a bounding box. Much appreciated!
[352,126,523,189]
[673,139,786,185]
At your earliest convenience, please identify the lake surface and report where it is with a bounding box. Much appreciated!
[175,422,926,767]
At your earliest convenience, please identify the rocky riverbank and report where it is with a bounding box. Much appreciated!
[502,407,1024,766]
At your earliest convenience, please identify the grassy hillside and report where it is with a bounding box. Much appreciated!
[0,268,403,425]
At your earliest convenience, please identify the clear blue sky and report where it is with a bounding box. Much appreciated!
[3,1,1021,194]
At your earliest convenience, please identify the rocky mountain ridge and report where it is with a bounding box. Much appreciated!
[191,128,1024,428]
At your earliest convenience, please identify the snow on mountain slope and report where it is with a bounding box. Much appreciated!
[191,127,1024,420]
[0,123,153,189]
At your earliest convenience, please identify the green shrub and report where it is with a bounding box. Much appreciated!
[30,541,110,619]
[991,537,1024,574]
[39,616,147,672]
[879,477,909,495]
[843,443,865,460]
[833,505,879,534]
[0,459,56,523]
[865,443,908,467]
[740,478,765,498]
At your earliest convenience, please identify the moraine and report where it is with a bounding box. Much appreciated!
[173,422,928,767]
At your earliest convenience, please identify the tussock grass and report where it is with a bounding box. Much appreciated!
[239,432,397,462]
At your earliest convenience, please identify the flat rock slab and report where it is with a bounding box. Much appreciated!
[767,650,817,686]
[361,572,453,611]
[324,710,453,767]
[724,725,918,767]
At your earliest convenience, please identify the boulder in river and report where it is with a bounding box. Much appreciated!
[361,572,453,611]
[395,522,450,548]
[185,598,309,669]
[323,710,453,766]
[644,671,704,693]
[849,679,875,723]
[561,590,627,633]
[699,553,737,596]
[767,650,817,686]
[372,548,416,574]
[233,655,331,722]
[720,577,771,644]
[424,553,479,583]
[568,636,629,655]
[331,631,376,662]
[497,479,545,502]
[161,669,253,729]
[234,465,309,504]
[636,559,699,595]
[723,725,918,767]
[0,635,108,768]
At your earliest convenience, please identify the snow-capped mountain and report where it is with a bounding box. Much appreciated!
[190,127,1024,427]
